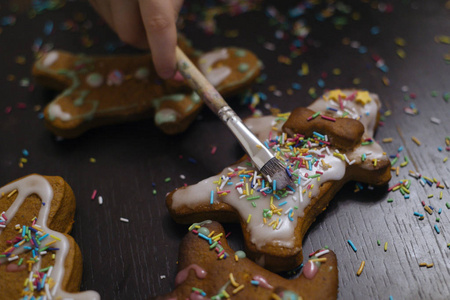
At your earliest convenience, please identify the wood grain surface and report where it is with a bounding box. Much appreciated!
[1,0,449,299]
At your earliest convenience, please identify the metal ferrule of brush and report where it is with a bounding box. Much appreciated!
[218,106,274,171]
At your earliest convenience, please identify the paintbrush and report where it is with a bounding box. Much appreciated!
[175,46,291,190]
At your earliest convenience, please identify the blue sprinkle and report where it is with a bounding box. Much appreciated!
[292,82,302,90]
[370,26,380,35]
[359,46,368,54]
[210,190,214,205]
[251,280,260,286]
[398,146,403,152]
[347,240,357,252]
[438,147,443,152]
[258,92,267,101]
[438,208,442,214]
[434,224,440,234]
[22,149,29,156]
[44,20,54,35]
[279,201,287,206]
[188,158,197,164]
[317,78,325,88]
[198,233,212,244]
[413,212,421,216]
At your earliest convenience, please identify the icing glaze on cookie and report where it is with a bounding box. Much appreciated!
[171,90,389,251]
[0,175,100,299]
[175,264,207,286]
[198,48,231,86]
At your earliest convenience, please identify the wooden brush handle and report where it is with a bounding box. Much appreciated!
[175,46,229,116]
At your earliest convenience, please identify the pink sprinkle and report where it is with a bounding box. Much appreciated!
[16,103,27,109]
[211,146,217,155]
[388,183,401,191]
[192,229,198,234]
[5,106,12,114]
[91,189,97,200]
[321,115,336,122]
[316,171,323,174]
[225,232,232,238]
[347,91,357,101]
[421,201,425,206]
[339,95,344,110]
[217,250,225,257]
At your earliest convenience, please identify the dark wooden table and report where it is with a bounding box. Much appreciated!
[1,0,450,299]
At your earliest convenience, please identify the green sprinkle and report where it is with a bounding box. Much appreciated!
[251,201,256,207]
[431,91,438,97]
[247,196,260,201]
[0,255,6,258]
[387,199,394,203]
[210,241,218,249]
[446,202,450,209]
[444,92,450,102]
[18,258,23,266]
[39,266,51,273]
[294,206,298,209]
[377,240,381,246]
[164,177,171,183]
[152,189,157,195]
[40,246,50,252]
[436,218,440,222]
[391,157,398,166]
[307,174,321,179]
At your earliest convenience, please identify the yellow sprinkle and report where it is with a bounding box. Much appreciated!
[427,263,434,268]
[308,191,312,198]
[268,220,276,227]
[382,138,393,143]
[400,161,408,167]
[411,136,421,146]
[229,273,239,287]
[333,152,345,160]
[384,242,388,252]
[382,76,390,86]
[232,284,245,294]
[7,189,18,198]
[263,218,267,224]
[428,194,434,198]
[89,157,96,163]
[52,253,56,259]
[31,226,43,232]
[444,157,448,163]
[212,233,223,241]
[357,261,365,276]
[45,240,57,247]
[309,258,327,263]
[247,214,252,223]
[208,231,215,238]
[222,290,230,298]
[235,254,239,262]
[373,159,378,167]
[419,262,427,267]
[440,191,443,199]
[424,206,433,215]
[271,293,282,300]
[246,183,249,196]
[396,166,400,176]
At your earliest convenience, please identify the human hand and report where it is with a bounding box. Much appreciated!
[89,0,184,79]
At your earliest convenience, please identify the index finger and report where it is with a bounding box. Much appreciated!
[138,0,177,79]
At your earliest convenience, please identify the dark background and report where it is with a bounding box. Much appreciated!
[1,0,450,299]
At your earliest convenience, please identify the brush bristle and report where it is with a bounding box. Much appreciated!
[260,157,292,190]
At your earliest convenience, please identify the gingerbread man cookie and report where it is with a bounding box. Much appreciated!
[166,89,391,272]
[155,221,338,300]
[32,38,262,138]
[0,174,99,299]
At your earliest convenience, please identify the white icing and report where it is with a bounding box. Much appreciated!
[171,90,389,250]
[0,175,100,299]
[42,51,59,67]
[48,103,72,121]
[198,49,232,86]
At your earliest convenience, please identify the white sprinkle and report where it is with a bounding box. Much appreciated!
[0,224,6,228]
[348,160,356,165]
[444,180,449,189]
[276,218,283,229]
[180,174,186,180]
[314,249,330,257]
[326,147,331,155]
[238,166,247,170]
[264,42,276,51]
[98,196,103,205]
[120,218,129,223]
[299,185,304,203]
[284,207,293,215]
[228,168,235,172]
[40,251,48,255]
[430,117,441,124]
[267,175,272,183]
[335,149,340,153]
[344,154,350,163]
[259,187,270,192]
[239,194,247,199]
[419,179,425,187]
[160,275,166,279]
[273,90,282,97]
[15,224,20,229]
[45,283,52,300]
[34,224,42,228]
[8,255,19,262]
[368,185,374,190]
[48,266,53,277]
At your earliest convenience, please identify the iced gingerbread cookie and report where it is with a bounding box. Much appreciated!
[32,38,262,138]
[166,89,391,272]
[155,221,338,300]
[0,174,99,299]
